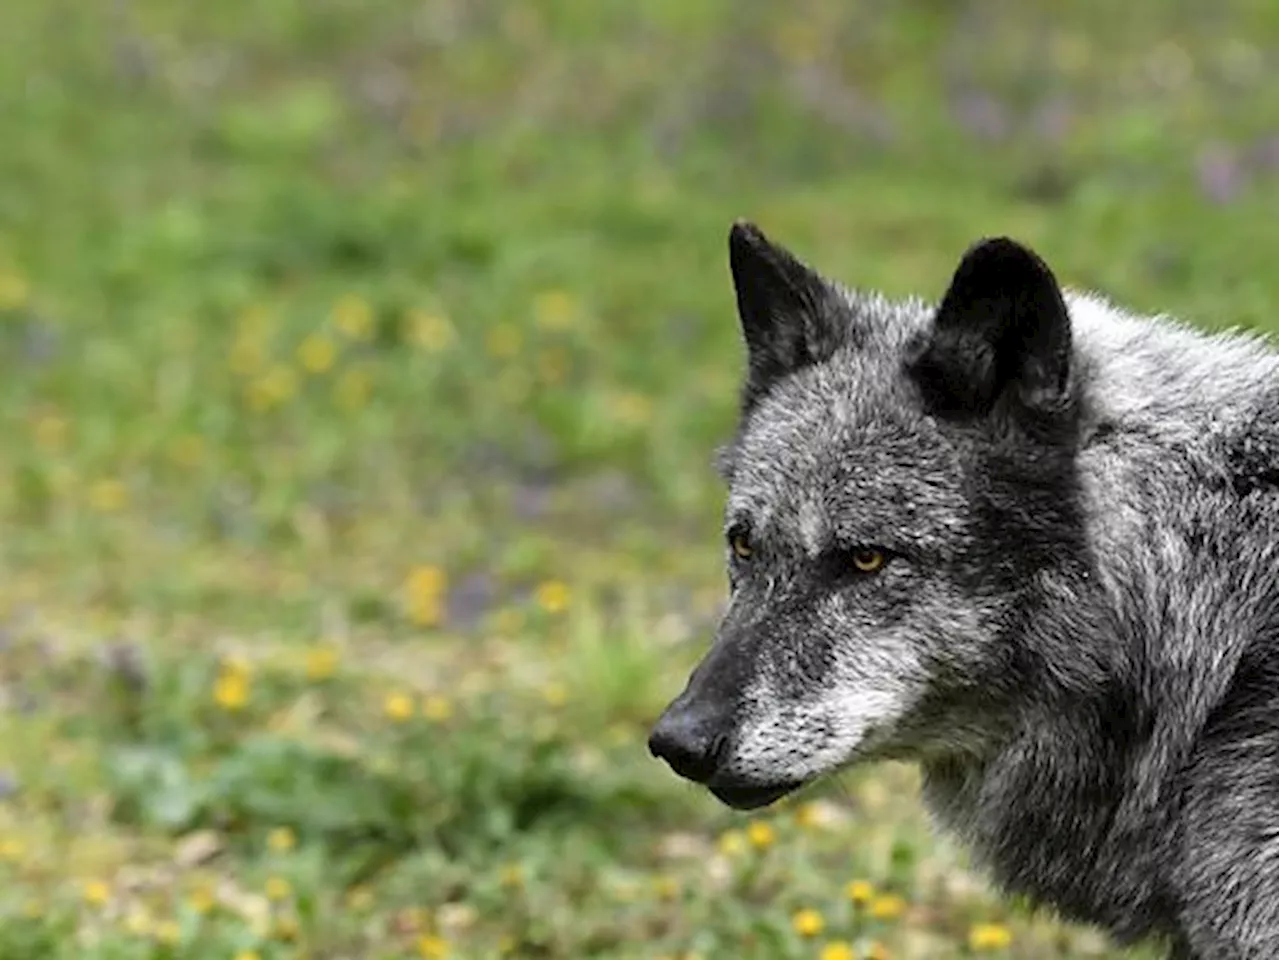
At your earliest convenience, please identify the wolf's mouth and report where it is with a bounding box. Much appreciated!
[708,779,803,810]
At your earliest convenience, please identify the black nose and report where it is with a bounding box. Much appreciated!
[648,702,726,784]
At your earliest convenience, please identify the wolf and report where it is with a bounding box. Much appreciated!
[648,221,1279,959]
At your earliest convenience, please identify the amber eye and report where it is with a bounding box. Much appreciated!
[730,531,753,560]
[851,547,885,573]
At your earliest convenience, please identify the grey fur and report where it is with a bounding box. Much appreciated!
[648,222,1279,959]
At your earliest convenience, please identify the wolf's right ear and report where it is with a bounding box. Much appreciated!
[906,237,1073,420]
[729,220,842,409]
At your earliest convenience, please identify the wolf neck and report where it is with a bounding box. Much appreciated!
[920,294,1277,945]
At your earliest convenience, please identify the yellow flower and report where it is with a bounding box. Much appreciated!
[485,325,521,359]
[154,920,181,944]
[716,829,745,856]
[535,580,570,614]
[865,942,891,960]
[187,883,216,915]
[968,922,1013,951]
[33,414,68,450]
[168,434,204,468]
[869,893,907,921]
[818,942,855,960]
[83,879,111,907]
[791,908,824,937]
[845,879,874,905]
[498,863,524,888]
[384,692,415,721]
[405,565,447,626]
[264,876,292,901]
[746,820,775,849]
[213,671,250,710]
[534,290,578,331]
[536,347,569,384]
[229,334,265,376]
[0,268,29,311]
[123,907,153,935]
[407,309,455,351]
[88,478,128,513]
[305,646,339,681]
[345,886,374,910]
[422,695,454,722]
[418,934,450,959]
[333,294,374,340]
[652,875,679,900]
[245,364,298,411]
[275,914,300,940]
[297,333,337,374]
[610,391,653,426]
[267,827,296,852]
[334,366,372,410]
[541,682,567,708]
[0,838,25,862]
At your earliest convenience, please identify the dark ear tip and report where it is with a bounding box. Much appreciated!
[960,236,1053,274]
[729,219,768,253]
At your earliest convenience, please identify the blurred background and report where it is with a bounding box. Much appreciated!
[0,1,1274,958]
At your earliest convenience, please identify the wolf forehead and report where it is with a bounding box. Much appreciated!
[720,358,970,553]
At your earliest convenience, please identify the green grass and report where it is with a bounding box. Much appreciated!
[0,1,1274,957]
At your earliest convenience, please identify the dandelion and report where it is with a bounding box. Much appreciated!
[304,646,339,681]
[332,294,374,340]
[334,366,372,410]
[88,478,128,513]
[187,883,216,915]
[968,922,1013,951]
[535,580,570,614]
[422,695,454,722]
[405,564,446,626]
[245,364,298,412]
[32,413,68,450]
[498,863,524,888]
[534,290,579,331]
[0,838,25,862]
[267,827,296,853]
[275,914,300,940]
[345,886,374,910]
[154,920,181,945]
[384,692,415,721]
[213,671,250,710]
[82,880,111,907]
[168,434,204,468]
[297,333,337,374]
[717,829,746,857]
[610,391,653,426]
[791,908,825,937]
[264,876,292,902]
[818,943,855,960]
[869,893,906,921]
[228,334,266,376]
[485,325,521,359]
[540,682,567,708]
[407,309,455,352]
[418,935,450,959]
[123,907,153,936]
[746,820,775,849]
[845,879,874,905]
[652,875,679,900]
[0,268,29,311]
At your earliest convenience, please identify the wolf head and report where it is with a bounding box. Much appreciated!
[649,222,1088,809]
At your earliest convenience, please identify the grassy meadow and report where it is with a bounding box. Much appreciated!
[0,1,1275,957]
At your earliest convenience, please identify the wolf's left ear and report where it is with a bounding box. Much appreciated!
[729,220,843,408]
[906,237,1073,418]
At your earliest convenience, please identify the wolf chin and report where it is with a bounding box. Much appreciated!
[648,222,1279,959]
